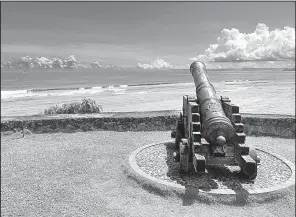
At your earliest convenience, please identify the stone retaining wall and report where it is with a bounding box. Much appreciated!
[1,111,295,138]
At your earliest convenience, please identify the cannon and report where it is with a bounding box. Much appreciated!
[171,61,260,180]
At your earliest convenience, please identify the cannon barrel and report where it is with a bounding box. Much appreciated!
[190,61,235,145]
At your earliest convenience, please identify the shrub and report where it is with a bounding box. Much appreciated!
[44,98,103,115]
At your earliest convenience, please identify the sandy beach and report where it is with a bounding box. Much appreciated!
[1,78,295,117]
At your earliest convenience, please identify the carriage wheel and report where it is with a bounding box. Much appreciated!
[175,129,182,150]
[179,139,189,174]
[240,162,257,180]
[240,146,258,180]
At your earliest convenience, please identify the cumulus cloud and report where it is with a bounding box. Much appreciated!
[89,61,121,70]
[21,56,33,63]
[52,58,63,69]
[137,58,173,69]
[77,63,91,69]
[190,23,295,62]
[20,56,34,69]
[3,60,13,69]
[32,57,53,68]
[90,61,102,68]
[63,55,77,69]
[1,55,121,70]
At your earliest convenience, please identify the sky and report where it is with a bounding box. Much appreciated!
[1,2,295,68]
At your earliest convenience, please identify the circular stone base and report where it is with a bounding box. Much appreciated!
[128,140,295,204]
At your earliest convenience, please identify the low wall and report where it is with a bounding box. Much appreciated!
[1,111,295,139]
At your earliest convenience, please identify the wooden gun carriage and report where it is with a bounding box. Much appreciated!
[171,61,260,180]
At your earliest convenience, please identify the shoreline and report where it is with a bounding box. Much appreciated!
[1,111,295,139]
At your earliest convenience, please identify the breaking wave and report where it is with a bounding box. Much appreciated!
[224,79,269,85]
[1,82,194,102]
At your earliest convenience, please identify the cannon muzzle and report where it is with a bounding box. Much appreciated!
[189,61,235,145]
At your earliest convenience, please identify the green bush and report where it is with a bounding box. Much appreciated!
[44,98,103,115]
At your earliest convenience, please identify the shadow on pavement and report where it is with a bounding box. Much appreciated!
[164,142,253,206]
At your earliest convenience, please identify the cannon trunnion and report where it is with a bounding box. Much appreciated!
[171,61,259,180]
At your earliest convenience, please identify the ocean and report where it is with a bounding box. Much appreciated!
[1,68,295,116]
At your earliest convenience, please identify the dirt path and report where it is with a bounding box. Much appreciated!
[1,131,295,217]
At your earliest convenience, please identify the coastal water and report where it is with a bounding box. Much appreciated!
[1,68,295,116]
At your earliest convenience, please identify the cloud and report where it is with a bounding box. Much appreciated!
[89,61,121,70]
[136,57,294,70]
[21,56,33,62]
[1,55,121,70]
[3,60,13,69]
[190,23,295,62]
[90,61,102,68]
[63,55,77,69]
[33,57,53,68]
[137,58,172,69]
[52,58,63,69]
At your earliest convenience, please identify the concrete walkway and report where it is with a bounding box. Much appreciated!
[1,131,295,217]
